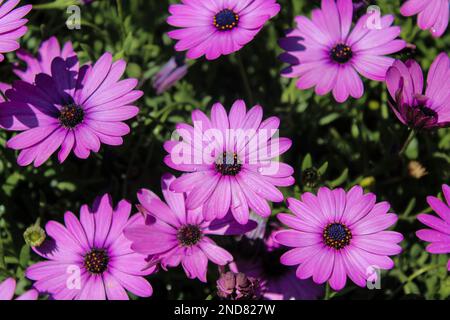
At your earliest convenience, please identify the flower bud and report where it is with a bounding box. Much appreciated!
[217,271,261,300]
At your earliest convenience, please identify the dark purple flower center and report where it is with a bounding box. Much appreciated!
[215,152,242,176]
[177,224,202,247]
[331,44,353,63]
[323,223,352,249]
[59,104,84,128]
[84,248,109,274]
[214,9,239,30]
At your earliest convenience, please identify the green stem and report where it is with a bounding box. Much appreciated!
[398,129,416,156]
[407,26,421,43]
[236,53,254,105]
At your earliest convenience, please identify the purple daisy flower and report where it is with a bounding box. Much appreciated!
[386,53,450,129]
[14,36,76,83]
[167,0,280,60]
[123,174,257,283]
[0,278,38,300]
[231,230,324,300]
[0,52,142,167]
[153,54,188,94]
[0,0,32,62]
[416,184,450,271]
[216,271,261,300]
[163,100,294,224]
[400,0,449,38]
[279,0,406,103]
[273,186,403,291]
[25,194,155,300]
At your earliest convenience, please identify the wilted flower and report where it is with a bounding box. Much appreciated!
[167,0,280,60]
[217,271,261,300]
[124,174,257,283]
[153,54,188,94]
[386,53,450,130]
[0,278,38,300]
[400,0,449,38]
[352,0,367,11]
[279,0,405,102]
[0,52,142,167]
[416,184,450,271]
[0,0,32,62]
[274,186,403,291]
[26,194,155,300]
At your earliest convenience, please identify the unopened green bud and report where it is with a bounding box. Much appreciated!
[301,167,321,188]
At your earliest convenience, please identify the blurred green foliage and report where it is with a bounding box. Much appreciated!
[0,0,448,299]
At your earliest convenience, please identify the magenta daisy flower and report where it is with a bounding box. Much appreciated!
[0,0,32,62]
[25,194,155,300]
[14,36,76,83]
[279,0,406,103]
[400,0,449,38]
[386,53,450,129]
[123,174,257,283]
[167,0,280,60]
[163,100,294,224]
[0,52,142,167]
[273,186,403,291]
[231,231,324,300]
[0,278,38,300]
[416,184,450,271]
